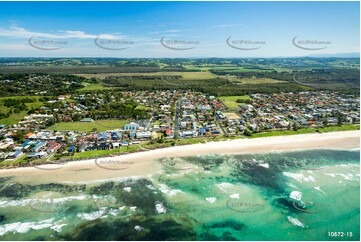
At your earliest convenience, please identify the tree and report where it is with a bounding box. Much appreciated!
[322,118,328,127]
[243,128,252,136]
[336,114,343,126]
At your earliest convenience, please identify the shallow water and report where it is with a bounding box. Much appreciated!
[0,149,359,240]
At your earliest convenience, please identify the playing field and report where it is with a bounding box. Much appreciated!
[219,95,252,109]
[47,120,129,132]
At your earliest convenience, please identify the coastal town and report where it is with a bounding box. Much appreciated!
[0,90,359,166]
[0,1,360,240]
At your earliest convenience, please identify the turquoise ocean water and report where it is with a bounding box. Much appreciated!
[0,149,359,240]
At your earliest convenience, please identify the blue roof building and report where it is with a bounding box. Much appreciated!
[7,150,23,159]
[123,122,139,131]
[31,141,46,152]
[98,132,109,141]
[22,140,32,148]
[111,131,121,140]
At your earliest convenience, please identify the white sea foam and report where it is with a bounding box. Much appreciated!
[134,225,144,232]
[0,218,67,236]
[77,208,107,221]
[0,198,32,208]
[283,172,304,182]
[283,172,316,183]
[63,176,143,185]
[146,184,156,190]
[258,163,270,168]
[205,197,217,204]
[155,203,167,214]
[50,195,88,203]
[123,187,132,193]
[287,216,305,228]
[303,175,316,182]
[230,193,240,199]
[158,184,182,196]
[314,187,327,195]
[108,208,119,216]
[216,182,234,193]
[0,195,89,208]
[289,191,302,201]
[325,173,358,181]
[50,224,67,233]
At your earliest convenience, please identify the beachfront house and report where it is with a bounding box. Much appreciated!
[136,131,151,139]
[28,151,48,159]
[111,131,122,140]
[46,141,62,153]
[7,150,23,159]
[98,132,109,141]
[31,141,47,152]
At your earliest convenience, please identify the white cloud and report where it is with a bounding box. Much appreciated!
[0,26,123,39]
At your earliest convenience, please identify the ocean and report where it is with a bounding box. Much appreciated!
[0,149,359,241]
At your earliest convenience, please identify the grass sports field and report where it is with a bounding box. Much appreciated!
[219,95,252,109]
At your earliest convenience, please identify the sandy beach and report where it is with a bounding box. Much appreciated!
[0,131,359,185]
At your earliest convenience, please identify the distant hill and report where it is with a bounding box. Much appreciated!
[307,53,360,58]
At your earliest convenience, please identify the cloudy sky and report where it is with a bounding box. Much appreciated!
[0,1,359,57]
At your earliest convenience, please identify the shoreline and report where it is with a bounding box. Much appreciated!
[0,130,359,184]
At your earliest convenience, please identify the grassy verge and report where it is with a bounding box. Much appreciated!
[47,120,129,132]
[249,124,360,138]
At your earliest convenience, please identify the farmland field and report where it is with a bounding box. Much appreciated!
[47,119,129,132]
[224,77,287,84]
[79,83,114,91]
[75,71,216,80]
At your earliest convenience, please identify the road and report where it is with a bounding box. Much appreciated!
[173,100,181,138]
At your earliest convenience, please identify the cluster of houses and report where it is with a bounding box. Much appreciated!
[0,126,156,162]
[234,91,360,133]
[176,93,223,138]
[0,90,359,162]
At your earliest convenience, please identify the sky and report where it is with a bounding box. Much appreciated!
[0,1,359,58]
